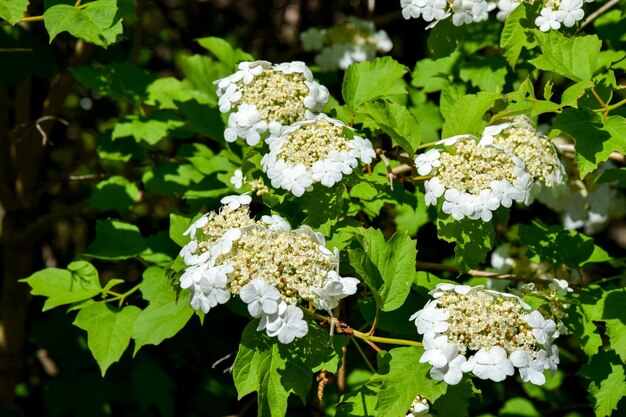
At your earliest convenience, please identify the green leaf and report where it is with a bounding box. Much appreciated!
[196,36,253,69]
[441,92,500,138]
[518,222,611,268]
[499,397,540,416]
[342,57,407,110]
[411,53,458,93]
[85,219,145,260]
[459,55,508,92]
[43,0,124,47]
[140,231,179,266]
[598,288,626,363]
[436,215,495,272]
[132,267,194,353]
[579,350,626,417]
[112,111,184,145]
[0,0,28,25]
[553,110,626,178]
[178,55,223,106]
[494,78,561,120]
[500,3,537,68]
[560,80,595,107]
[142,162,204,196]
[74,303,141,376]
[566,286,603,358]
[232,320,346,417]
[176,100,226,142]
[597,168,626,188]
[427,18,464,59]
[432,377,478,417]
[169,213,192,247]
[529,30,602,81]
[374,347,447,417]
[145,77,213,109]
[20,261,102,311]
[348,228,417,311]
[71,62,155,102]
[89,175,139,214]
[336,383,380,417]
[358,101,421,154]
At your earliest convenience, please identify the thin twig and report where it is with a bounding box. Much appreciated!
[556,143,625,164]
[415,261,551,285]
[577,0,620,33]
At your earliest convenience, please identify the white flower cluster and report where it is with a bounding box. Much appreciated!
[300,16,393,71]
[178,194,359,343]
[260,114,376,196]
[415,135,533,221]
[406,395,432,417]
[534,0,592,32]
[215,61,329,145]
[400,0,592,31]
[410,283,562,385]
[216,61,376,197]
[536,160,626,235]
[480,116,566,196]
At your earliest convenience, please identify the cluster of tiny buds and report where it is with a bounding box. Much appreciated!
[415,134,532,221]
[480,116,566,195]
[400,0,592,31]
[300,16,393,71]
[406,395,432,417]
[410,283,562,386]
[215,61,330,146]
[177,194,359,344]
[260,114,376,196]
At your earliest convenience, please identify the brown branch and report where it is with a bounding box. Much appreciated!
[577,0,620,33]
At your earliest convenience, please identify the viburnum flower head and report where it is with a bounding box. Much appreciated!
[401,0,587,30]
[215,60,329,145]
[480,116,566,194]
[410,283,563,385]
[261,114,375,196]
[301,17,394,71]
[177,202,358,343]
[415,134,533,221]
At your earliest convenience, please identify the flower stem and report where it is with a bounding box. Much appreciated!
[103,282,142,308]
[351,338,377,373]
[352,330,423,348]
[19,15,44,22]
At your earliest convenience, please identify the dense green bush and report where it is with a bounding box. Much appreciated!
[1,0,626,416]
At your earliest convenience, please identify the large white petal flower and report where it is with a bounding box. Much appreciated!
[420,334,458,368]
[265,304,309,343]
[471,346,514,382]
[261,214,291,231]
[189,264,233,313]
[312,271,359,313]
[220,194,252,211]
[183,214,209,239]
[349,136,376,164]
[210,228,242,258]
[429,354,467,385]
[510,350,546,385]
[535,7,562,32]
[409,300,450,336]
[415,149,441,176]
[524,310,557,345]
[240,279,283,317]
